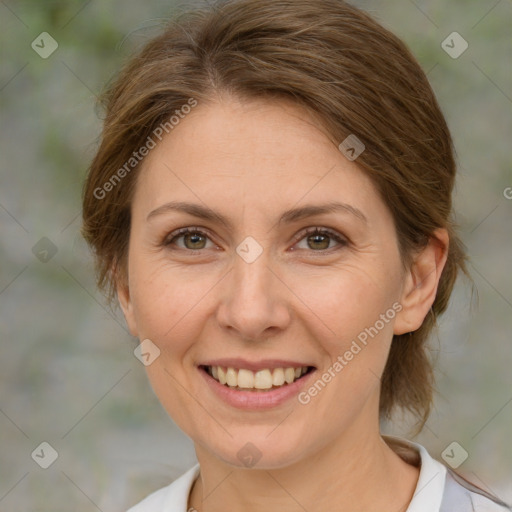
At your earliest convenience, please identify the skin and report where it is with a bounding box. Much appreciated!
[118,93,449,511]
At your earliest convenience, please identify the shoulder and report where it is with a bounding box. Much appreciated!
[126,464,200,512]
[440,468,512,512]
[383,436,511,512]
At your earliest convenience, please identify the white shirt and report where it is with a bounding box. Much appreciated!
[126,436,511,511]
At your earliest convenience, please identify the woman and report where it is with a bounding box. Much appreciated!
[81,0,511,510]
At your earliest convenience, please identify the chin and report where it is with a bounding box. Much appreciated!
[198,428,313,470]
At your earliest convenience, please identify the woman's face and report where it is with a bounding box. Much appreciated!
[118,95,420,468]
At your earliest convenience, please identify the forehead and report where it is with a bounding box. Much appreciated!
[133,95,380,220]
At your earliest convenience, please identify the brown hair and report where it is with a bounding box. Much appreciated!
[82,0,469,430]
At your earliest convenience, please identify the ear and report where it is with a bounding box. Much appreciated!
[116,269,139,337]
[394,228,449,335]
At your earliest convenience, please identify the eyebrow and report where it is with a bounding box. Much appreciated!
[146,200,367,227]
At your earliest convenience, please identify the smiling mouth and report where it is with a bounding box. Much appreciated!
[201,365,315,391]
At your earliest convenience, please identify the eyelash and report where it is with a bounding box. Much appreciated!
[163,226,348,254]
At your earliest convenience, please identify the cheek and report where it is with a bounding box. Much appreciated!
[291,270,399,437]
[127,260,213,434]
[129,254,213,342]
[290,263,401,352]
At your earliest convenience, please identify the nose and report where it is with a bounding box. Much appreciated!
[216,245,291,342]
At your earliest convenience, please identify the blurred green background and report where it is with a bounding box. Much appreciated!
[0,0,511,510]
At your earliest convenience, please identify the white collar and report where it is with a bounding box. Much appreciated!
[383,435,447,512]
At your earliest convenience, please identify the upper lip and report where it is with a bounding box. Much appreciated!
[199,358,315,372]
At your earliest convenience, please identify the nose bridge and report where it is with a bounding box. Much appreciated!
[216,237,290,340]
[234,239,273,301]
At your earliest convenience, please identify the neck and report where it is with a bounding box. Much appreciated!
[189,410,419,511]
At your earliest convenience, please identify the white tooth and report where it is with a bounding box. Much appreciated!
[238,369,255,388]
[294,368,301,378]
[254,369,273,389]
[302,366,308,376]
[284,367,295,384]
[226,367,238,387]
[272,368,285,386]
[218,367,227,385]
[211,366,218,380]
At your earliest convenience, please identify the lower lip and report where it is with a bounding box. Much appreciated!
[199,367,316,410]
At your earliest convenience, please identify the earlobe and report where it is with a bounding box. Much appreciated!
[394,228,449,335]
[116,274,139,337]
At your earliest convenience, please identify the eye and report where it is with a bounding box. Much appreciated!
[292,227,347,252]
[163,227,215,251]
[163,226,348,253]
